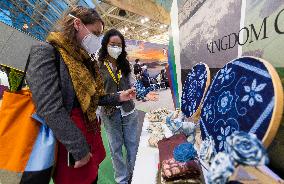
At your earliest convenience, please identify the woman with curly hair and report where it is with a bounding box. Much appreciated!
[25,7,135,184]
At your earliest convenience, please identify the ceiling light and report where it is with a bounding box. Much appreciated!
[145,17,149,22]
[142,31,148,35]
[141,19,145,24]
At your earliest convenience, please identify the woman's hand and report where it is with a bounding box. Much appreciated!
[74,152,92,168]
[119,88,136,102]
[146,91,159,101]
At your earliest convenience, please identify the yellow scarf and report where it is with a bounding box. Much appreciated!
[46,32,104,127]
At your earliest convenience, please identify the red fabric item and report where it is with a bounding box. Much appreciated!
[53,108,106,184]
[157,134,187,164]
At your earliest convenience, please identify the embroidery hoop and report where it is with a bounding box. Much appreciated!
[253,57,283,147]
[181,62,211,121]
[200,56,283,148]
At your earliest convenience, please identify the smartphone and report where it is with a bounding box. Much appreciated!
[67,152,76,167]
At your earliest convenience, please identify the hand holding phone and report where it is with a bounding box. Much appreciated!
[118,88,136,101]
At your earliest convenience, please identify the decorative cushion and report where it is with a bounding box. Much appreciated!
[181,63,210,118]
[200,57,283,152]
[158,134,187,164]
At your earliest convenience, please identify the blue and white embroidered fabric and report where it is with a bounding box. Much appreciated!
[200,57,275,152]
[181,63,209,117]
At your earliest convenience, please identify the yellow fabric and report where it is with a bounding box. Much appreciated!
[0,90,39,172]
[46,32,105,123]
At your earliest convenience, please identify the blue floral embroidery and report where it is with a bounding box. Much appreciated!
[241,79,266,107]
[217,91,233,114]
[217,126,231,150]
[203,104,213,121]
[200,57,275,153]
[181,63,208,117]
[217,66,232,84]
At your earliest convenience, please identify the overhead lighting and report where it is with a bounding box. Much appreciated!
[142,31,149,36]
[120,29,125,34]
[124,27,128,31]
[160,24,168,29]
[141,17,150,24]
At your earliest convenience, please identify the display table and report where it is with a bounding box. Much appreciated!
[132,116,283,184]
[132,117,160,184]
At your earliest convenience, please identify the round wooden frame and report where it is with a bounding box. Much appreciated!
[247,56,284,147]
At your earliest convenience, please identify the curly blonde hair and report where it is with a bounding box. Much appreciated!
[53,6,104,49]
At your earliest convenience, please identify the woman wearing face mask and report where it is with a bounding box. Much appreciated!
[25,7,135,184]
[98,29,158,184]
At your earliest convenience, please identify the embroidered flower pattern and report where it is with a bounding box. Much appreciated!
[217,126,231,150]
[217,91,233,114]
[241,79,266,107]
[217,66,232,84]
[203,104,213,121]
[181,64,207,117]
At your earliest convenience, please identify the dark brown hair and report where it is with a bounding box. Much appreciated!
[98,29,131,76]
[54,6,104,49]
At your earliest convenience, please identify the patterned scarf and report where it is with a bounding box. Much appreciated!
[46,32,105,130]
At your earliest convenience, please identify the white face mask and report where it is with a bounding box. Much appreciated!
[107,46,122,59]
[81,26,101,55]
[69,14,101,55]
